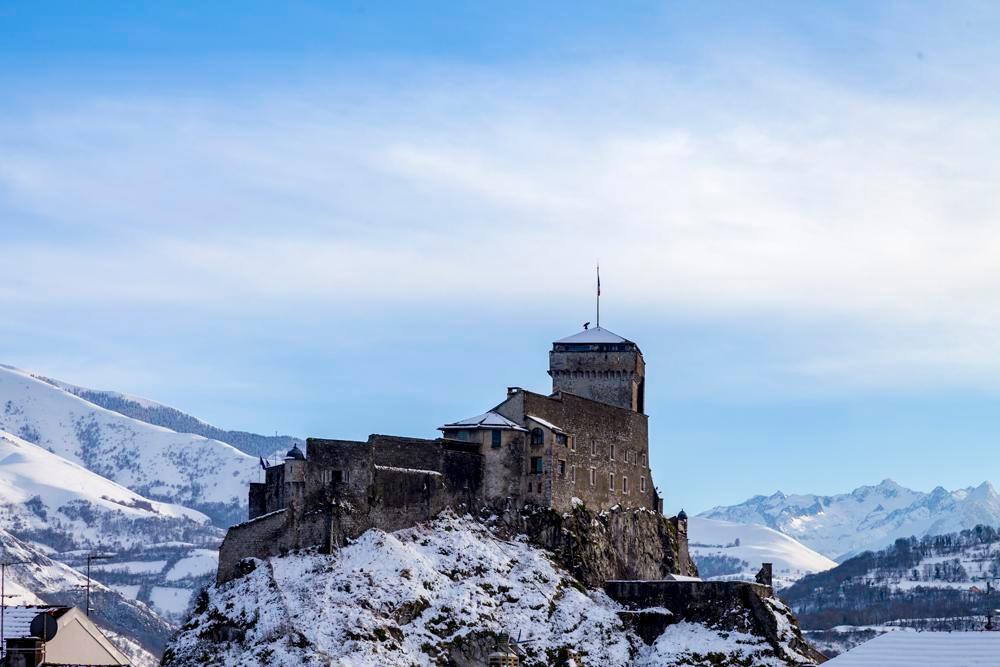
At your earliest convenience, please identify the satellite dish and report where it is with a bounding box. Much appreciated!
[30,613,58,642]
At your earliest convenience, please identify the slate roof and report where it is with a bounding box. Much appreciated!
[438,411,528,432]
[554,327,632,345]
[824,631,1000,665]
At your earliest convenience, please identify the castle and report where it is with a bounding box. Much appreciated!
[219,324,669,583]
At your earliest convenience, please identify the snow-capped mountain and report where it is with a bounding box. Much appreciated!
[0,428,221,622]
[699,479,1000,561]
[689,517,837,588]
[0,429,213,551]
[35,372,302,459]
[163,512,819,667]
[0,364,258,525]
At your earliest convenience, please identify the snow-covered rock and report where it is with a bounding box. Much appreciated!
[689,517,837,588]
[700,479,1000,561]
[164,513,819,666]
[0,364,257,525]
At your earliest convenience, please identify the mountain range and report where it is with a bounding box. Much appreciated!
[0,364,258,526]
[699,478,1000,561]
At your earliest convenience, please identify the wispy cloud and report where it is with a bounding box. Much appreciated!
[2,61,1000,391]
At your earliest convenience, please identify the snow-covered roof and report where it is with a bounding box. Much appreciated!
[438,411,527,432]
[0,606,64,642]
[526,414,566,434]
[825,631,1000,665]
[554,326,633,345]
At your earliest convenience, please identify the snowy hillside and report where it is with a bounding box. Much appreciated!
[0,365,257,525]
[163,513,819,667]
[783,524,1000,656]
[700,479,1000,561]
[689,518,837,588]
[35,372,302,459]
[0,429,213,551]
[0,525,165,667]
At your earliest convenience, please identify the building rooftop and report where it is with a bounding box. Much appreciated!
[438,410,528,432]
[824,630,1000,665]
[526,414,566,434]
[554,326,633,345]
[1,606,66,643]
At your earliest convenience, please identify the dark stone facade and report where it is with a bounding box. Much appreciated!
[494,389,657,513]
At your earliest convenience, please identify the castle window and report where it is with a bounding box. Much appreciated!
[570,465,576,482]
[556,433,568,447]
[640,477,647,493]
[610,444,616,461]
[590,440,597,457]
[491,430,502,448]
[608,473,615,492]
[589,467,596,486]
[457,430,470,441]
[558,459,566,478]
[537,482,543,493]
[531,428,544,446]
[641,452,647,467]
[530,457,544,474]
[622,476,629,494]
[570,436,576,451]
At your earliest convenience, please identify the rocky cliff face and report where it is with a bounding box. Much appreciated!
[501,504,696,587]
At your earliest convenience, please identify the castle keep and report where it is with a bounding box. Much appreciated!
[219,325,671,583]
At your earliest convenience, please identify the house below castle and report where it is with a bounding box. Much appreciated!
[219,325,670,583]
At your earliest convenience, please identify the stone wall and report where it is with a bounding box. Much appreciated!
[218,458,484,583]
[549,344,645,412]
[496,390,654,513]
[605,580,827,664]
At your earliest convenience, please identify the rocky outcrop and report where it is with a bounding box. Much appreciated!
[493,504,697,588]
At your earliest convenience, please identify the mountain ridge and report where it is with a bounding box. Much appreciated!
[700,478,1000,561]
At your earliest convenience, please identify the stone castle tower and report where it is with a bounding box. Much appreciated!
[548,327,645,413]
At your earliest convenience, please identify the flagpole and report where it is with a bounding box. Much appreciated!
[596,263,601,328]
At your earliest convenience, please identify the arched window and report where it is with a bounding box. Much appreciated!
[531,428,544,446]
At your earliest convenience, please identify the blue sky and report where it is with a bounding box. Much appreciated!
[2,2,1000,513]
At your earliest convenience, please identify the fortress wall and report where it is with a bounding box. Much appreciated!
[370,435,445,471]
[519,392,654,513]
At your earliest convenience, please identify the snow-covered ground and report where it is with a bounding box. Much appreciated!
[689,517,837,588]
[700,479,1000,561]
[164,512,818,666]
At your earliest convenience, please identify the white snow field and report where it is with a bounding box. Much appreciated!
[0,429,209,549]
[689,517,837,588]
[0,364,257,518]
